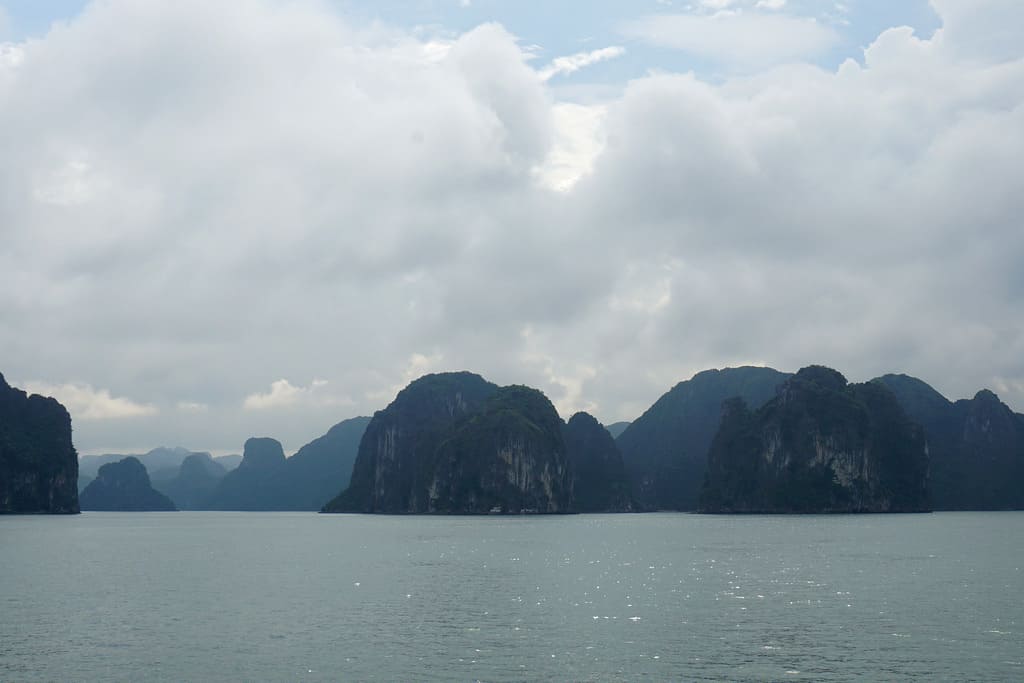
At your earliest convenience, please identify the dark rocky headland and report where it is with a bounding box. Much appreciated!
[0,373,79,514]
[323,372,632,514]
[699,366,930,513]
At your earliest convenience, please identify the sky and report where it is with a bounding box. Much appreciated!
[1,0,1022,456]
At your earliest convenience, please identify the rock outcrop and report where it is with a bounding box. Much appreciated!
[874,374,1024,510]
[80,456,176,511]
[175,418,370,511]
[604,421,631,439]
[617,366,791,510]
[153,453,226,510]
[563,412,632,512]
[81,447,209,486]
[214,454,242,471]
[271,416,371,511]
[325,372,499,512]
[427,386,571,513]
[324,373,613,514]
[700,366,930,513]
[205,437,287,510]
[0,373,79,514]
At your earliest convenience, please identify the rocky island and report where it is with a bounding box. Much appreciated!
[205,437,287,510]
[563,411,632,512]
[6,361,1019,517]
[699,366,930,513]
[873,374,1024,510]
[154,452,227,510]
[0,373,79,514]
[616,366,790,510]
[80,456,176,511]
[323,372,631,514]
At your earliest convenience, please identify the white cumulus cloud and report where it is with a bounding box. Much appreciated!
[22,382,157,420]
[534,102,608,191]
[243,379,330,411]
[2,0,1023,454]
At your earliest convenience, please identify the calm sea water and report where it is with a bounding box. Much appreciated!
[1,512,1021,681]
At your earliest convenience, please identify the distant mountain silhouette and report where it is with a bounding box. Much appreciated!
[203,418,371,511]
[700,366,929,513]
[153,453,226,510]
[81,447,208,484]
[80,456,176,511]
[205,438,287,510]
[0,373,79,514]
[270,417,371,510]
[604,421,631,439]
[214,454,242,471]
[617,367,790,510]
[874,374,1024,510]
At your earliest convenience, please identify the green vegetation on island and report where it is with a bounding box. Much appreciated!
[699,366,930,513]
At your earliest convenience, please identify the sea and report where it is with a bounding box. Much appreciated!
[1,511,1021,681]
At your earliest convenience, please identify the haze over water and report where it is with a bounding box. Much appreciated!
[2,512,1021,681]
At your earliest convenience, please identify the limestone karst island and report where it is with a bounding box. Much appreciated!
[4,366,1023,515]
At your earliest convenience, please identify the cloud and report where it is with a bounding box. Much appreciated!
[929,0,1024,63]
[533,103,608,191]
[243,379,330,411]
[22,382,157,420]
[621,11,838,66]
[2,0,1023,455]
[0,42,23,68]
[538,46,626,81]
[176,401,208,413]
[368,353,446,405]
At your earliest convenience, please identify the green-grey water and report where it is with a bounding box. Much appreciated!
[1,512,1021,681]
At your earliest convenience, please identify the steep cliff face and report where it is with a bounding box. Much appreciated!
[563,412,632,512]
[617,366,791,510]
[324,373,593,513]
[80,456,176,511]
[0,373,79,514]
[426,386,571,513]
[206,437,287,510]
[325,372,499,512]
[875,374,1024,509]
[700,366,930,513]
